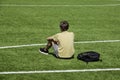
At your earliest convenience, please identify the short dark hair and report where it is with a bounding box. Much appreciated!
[60,21,69,31]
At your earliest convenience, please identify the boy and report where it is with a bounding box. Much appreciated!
[39,21,75,59]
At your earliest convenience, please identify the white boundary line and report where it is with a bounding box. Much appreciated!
[0,4,120,7]
[0,43,46,49]
[0,40,120,49]
[0,68,120,75]
[74,40,120,44]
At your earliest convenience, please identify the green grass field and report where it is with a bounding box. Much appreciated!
[0,0,120,80]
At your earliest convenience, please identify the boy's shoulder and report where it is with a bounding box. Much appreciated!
[67,31,74,35]
[57,31,74,35]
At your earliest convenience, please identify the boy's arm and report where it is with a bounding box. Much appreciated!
[47,35,58,44]
[47,36,54,41]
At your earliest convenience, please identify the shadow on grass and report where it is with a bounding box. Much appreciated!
[49,53,74,60]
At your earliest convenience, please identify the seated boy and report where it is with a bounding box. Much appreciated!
[39,21,75,59]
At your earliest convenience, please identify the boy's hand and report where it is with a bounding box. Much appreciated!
[47,37,54,41]
[47,37,58,44]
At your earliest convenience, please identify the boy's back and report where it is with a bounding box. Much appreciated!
[54,31,74,58]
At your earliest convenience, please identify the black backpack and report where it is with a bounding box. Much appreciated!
[77,51,102,63]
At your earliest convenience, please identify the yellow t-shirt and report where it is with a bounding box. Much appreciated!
[52,31,74,58]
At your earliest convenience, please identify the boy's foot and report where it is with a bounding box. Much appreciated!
[39,48,49,55]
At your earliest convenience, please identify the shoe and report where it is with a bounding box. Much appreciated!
[39,48,49,55]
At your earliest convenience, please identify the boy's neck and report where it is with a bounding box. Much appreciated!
[61,30,68,32]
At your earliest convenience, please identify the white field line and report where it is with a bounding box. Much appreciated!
[0,4,120,7]
[74,40,120,44]
[0,68,120,75]
[0,43,46,49]
[0,40,120,49]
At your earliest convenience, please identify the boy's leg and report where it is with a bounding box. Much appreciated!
[39,40,52,54]
[45,40,52,50]
[52,42,59,57]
